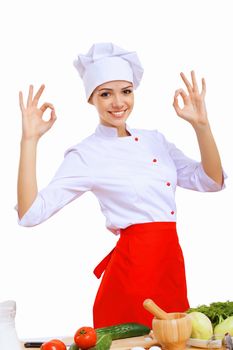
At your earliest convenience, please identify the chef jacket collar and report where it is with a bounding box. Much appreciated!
[95,123,132,138]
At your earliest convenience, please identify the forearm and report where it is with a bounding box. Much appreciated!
[173,70,224,186]
[194,124,223,185]
[17,138,39,219]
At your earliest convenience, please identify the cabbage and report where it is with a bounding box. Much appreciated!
[189,311,213,340]
[214,316,233,339]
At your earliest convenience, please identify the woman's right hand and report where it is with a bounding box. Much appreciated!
[19,84,57,141]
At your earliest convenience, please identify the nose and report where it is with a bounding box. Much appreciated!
[111,93,125,109]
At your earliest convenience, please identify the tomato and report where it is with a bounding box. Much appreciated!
[40,339,66,350]
[74,326,97,349]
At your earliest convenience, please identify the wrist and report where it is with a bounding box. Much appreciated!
[192,120,211,134]
[20,136,39,147]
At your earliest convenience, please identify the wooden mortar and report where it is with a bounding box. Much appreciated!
[143,299,192,350]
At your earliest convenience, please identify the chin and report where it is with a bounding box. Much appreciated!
[111,119,128,127]
[101,116,128,126]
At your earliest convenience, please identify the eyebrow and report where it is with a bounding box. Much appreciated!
[97,85,133,92]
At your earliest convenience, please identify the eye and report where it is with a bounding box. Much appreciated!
[123,89,133,95]
[100,91,111,97]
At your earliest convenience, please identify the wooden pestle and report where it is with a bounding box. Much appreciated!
[143,299,170,320]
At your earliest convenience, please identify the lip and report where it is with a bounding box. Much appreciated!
[109,109,127,118]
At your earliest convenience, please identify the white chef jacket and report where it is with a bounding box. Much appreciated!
[18,124,226,234]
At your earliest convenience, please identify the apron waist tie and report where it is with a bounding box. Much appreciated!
[93,248,115,279]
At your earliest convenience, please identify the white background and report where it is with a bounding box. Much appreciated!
[0,0,232,341]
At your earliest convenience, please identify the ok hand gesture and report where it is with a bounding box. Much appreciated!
[173,71,209,130]
[19,85,57,141]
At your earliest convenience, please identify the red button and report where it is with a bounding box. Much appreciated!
[166,182,171,186]
[134,137,139,141]
[153,159,157,163]
[171,211,175,215]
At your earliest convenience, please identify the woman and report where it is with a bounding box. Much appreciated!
[17,43,225,328]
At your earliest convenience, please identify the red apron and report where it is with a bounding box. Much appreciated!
[93,222,189,328]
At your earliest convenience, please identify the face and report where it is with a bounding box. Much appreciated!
[89,80,134,136]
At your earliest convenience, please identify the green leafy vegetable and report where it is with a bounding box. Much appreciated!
[187,301,233,328]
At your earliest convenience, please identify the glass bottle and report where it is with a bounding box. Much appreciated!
[0,300,21,350]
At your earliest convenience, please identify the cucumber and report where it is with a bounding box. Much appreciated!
[69,323,150,350]
[89,334,112,350]
[95,322,150,340]
[69,343,80,350]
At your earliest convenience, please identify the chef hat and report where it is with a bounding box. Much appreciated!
[73,42,144,100]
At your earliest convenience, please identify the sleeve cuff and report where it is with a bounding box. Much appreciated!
[197,164,227,192]
[15,198,43,227]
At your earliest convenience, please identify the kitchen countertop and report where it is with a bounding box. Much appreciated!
[20,335,226,350]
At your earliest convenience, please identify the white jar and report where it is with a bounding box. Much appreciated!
[0,300,21,350]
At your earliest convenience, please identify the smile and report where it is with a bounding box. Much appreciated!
[109,110,127,117]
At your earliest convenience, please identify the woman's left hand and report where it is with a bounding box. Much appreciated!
[173,70,209,129]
